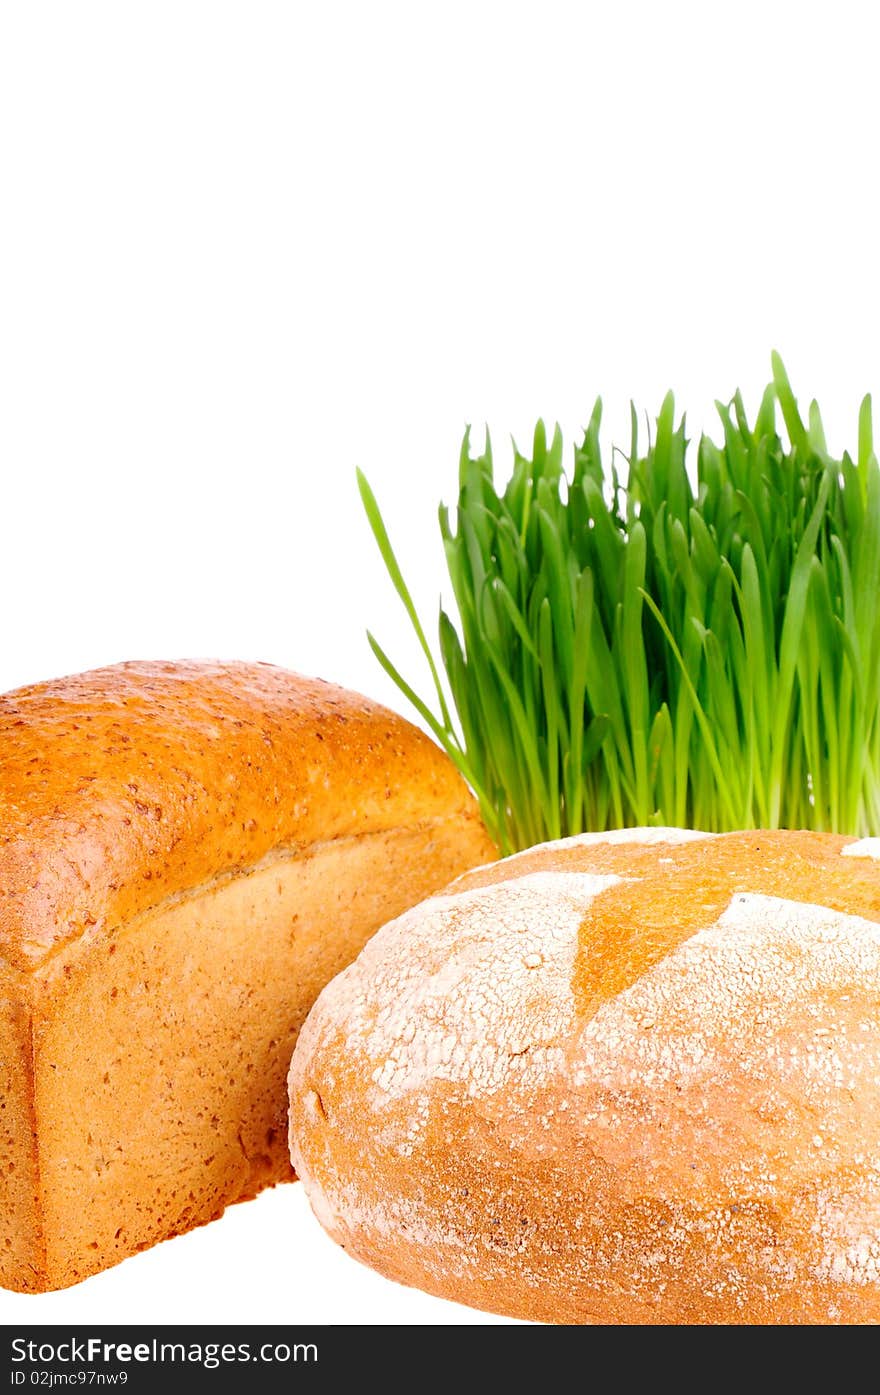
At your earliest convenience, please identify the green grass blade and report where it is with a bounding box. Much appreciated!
[362,362,880,850]
[358,468,455,732]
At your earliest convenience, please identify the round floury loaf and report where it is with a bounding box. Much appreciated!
[288,827,880,1325]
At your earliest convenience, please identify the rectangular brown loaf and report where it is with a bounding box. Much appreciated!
[0,659,495,1291]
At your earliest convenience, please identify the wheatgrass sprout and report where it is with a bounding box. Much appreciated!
[358,355,880,855]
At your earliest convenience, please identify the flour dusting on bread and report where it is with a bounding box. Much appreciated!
[288,828,880,1324]
[316,871,620,1102]
[498,824,713,868]
[842,837,880,860]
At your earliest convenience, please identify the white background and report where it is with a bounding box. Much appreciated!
[0,0,878,1326]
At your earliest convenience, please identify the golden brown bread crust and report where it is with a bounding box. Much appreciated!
[0,660,475,972]
[288,827,880,1325]
[0,660,496,1291]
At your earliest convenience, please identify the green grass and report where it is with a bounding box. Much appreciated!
[359,354,880,855]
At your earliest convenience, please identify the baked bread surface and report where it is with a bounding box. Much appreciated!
[288,827,880,1325]
[0,659,494,1291]
[0,659,480,969]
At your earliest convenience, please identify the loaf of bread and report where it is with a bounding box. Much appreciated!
[0,659,494,1292]
[289,826,880,1324]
